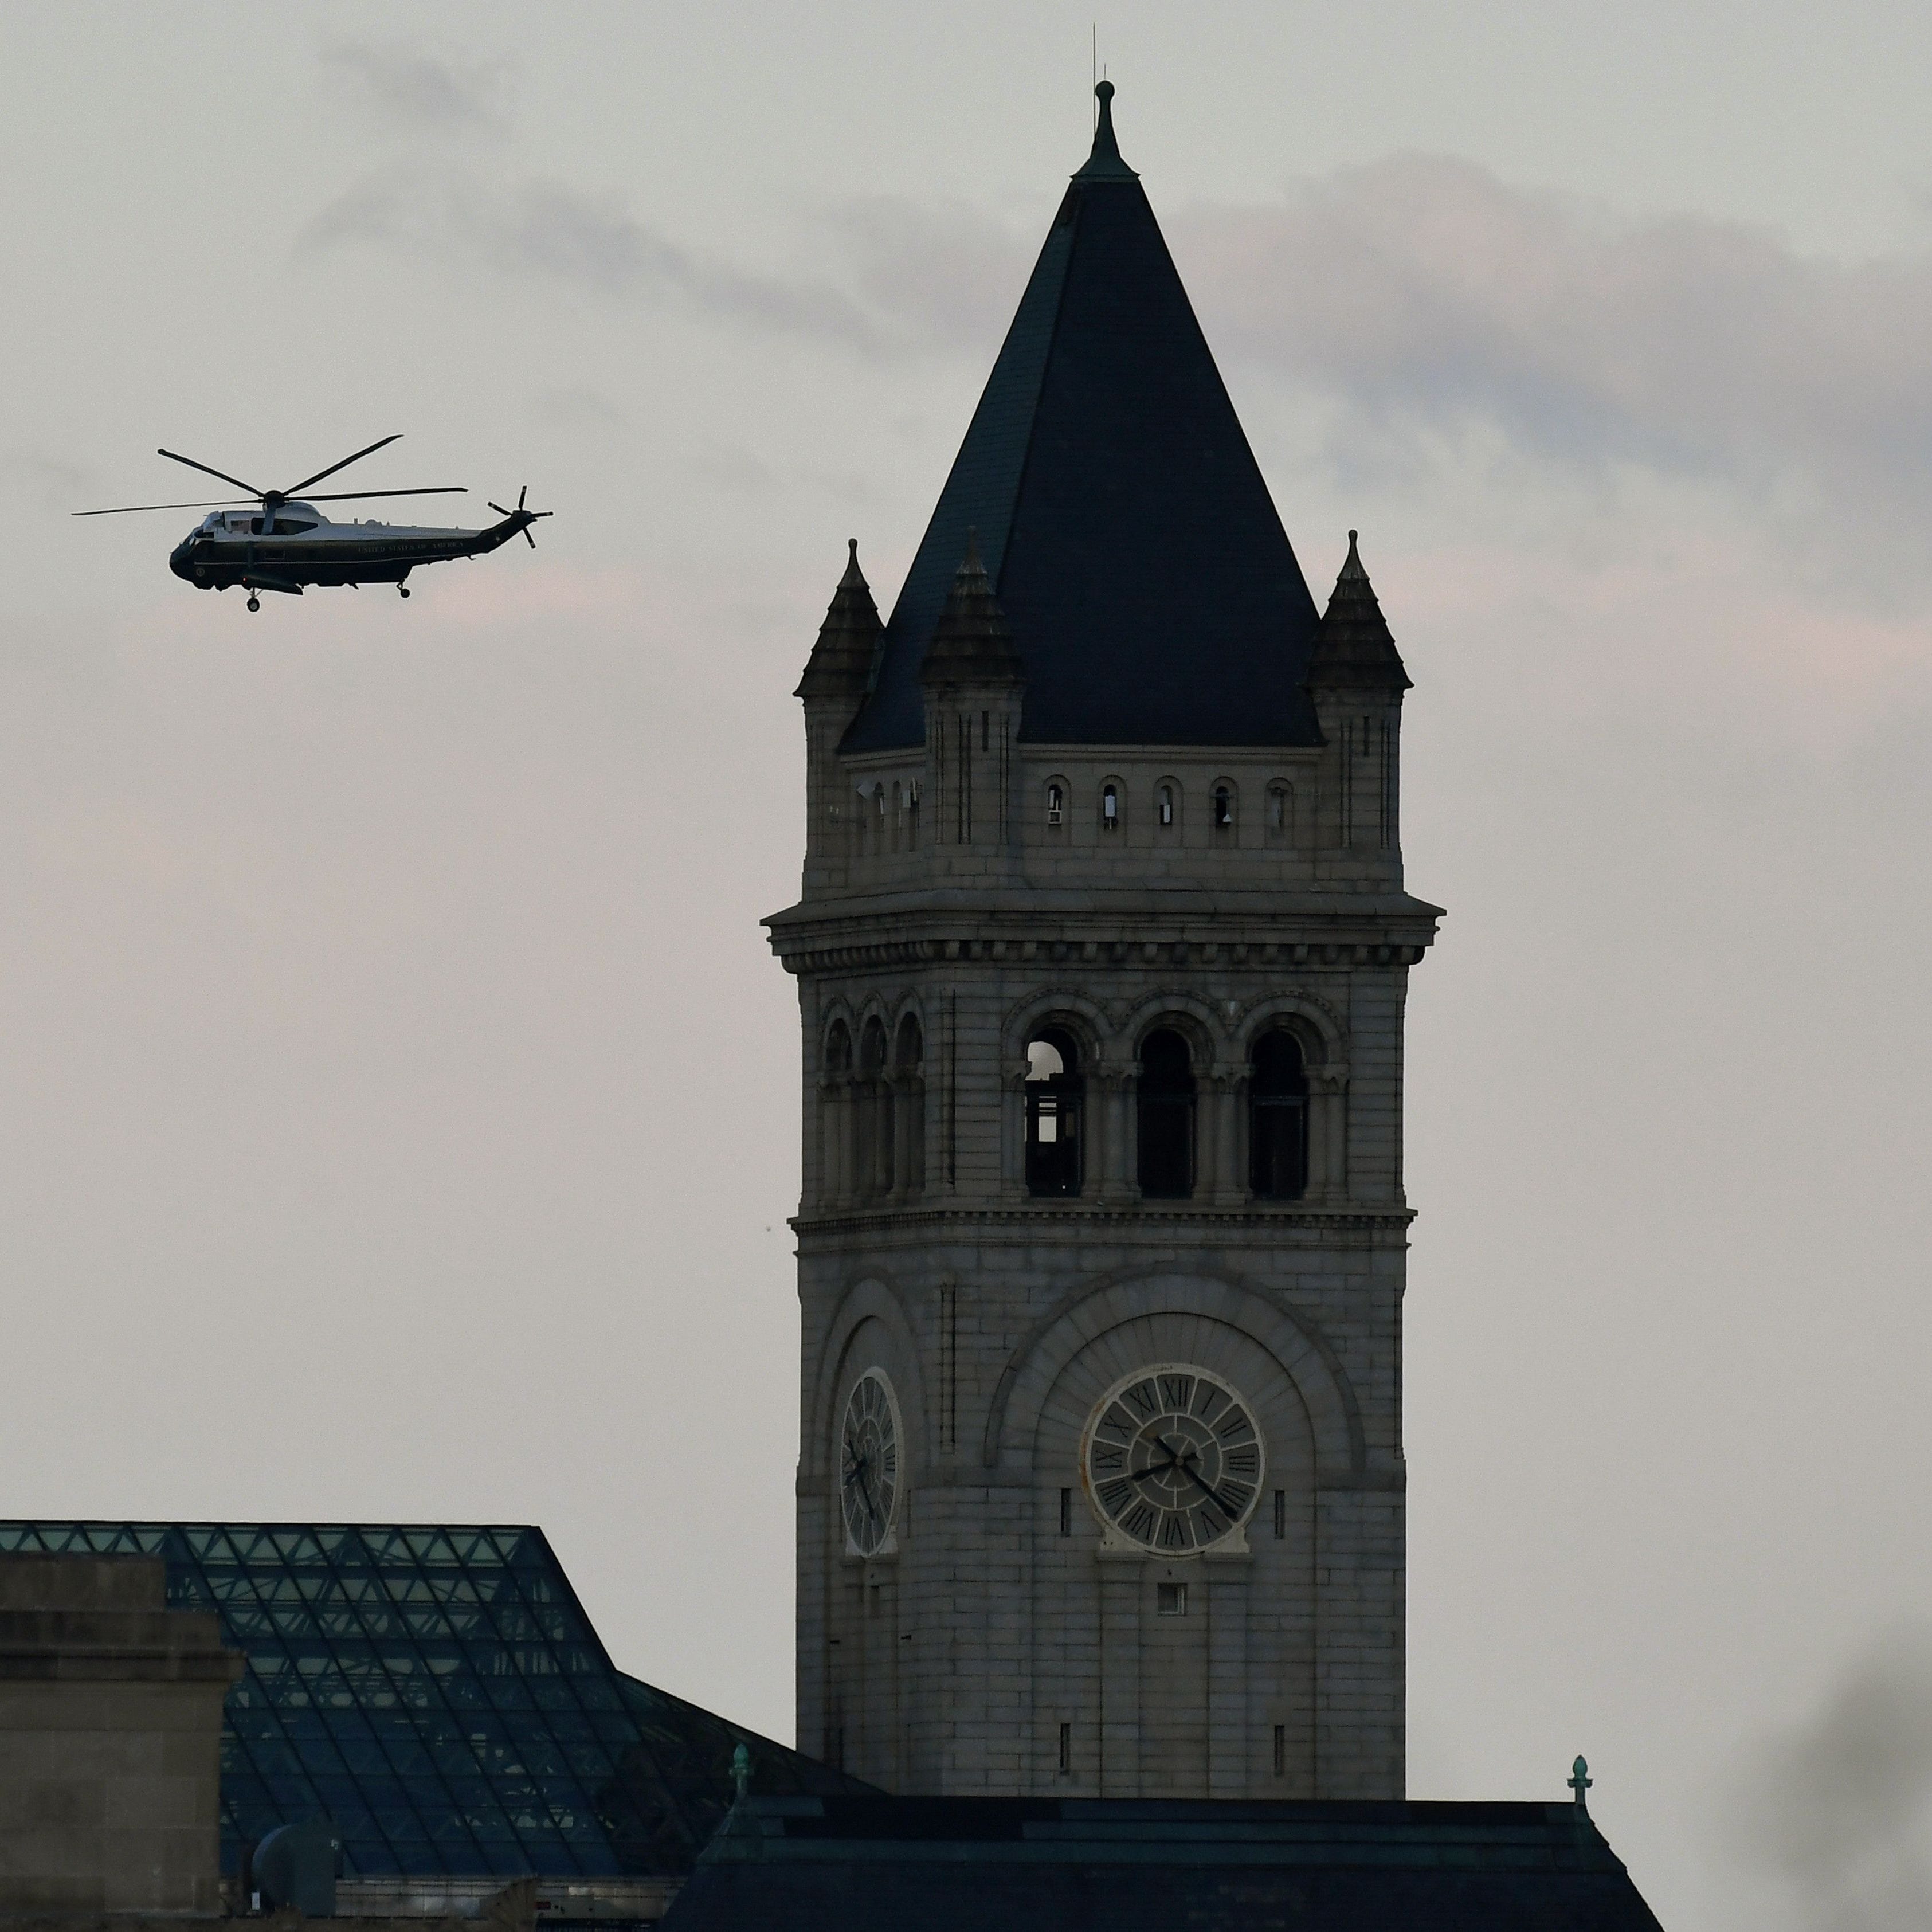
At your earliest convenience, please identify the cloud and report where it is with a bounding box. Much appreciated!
[1170,156,1932,511]
[299,170,885,351]
[320,38,512,140]
[1731,1625,1932,1931]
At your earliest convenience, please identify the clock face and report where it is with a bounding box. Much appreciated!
[1080,1365,1264,1554]
[840,1370,900,1556]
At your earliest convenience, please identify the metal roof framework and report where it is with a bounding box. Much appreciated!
[0,1522,860,1880]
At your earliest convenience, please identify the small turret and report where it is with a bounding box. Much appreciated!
[798,538,882,704]
[1308,530,1410,693]
[919,535,1025,862]
[799,540,884,891]
[1307,531,1408,874]
[919,532,1024,692]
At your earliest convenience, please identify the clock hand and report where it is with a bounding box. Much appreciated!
[1176,1461,1241,1518]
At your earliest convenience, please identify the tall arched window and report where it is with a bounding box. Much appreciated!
[857,1017,891,1200]
[894,1013,926,1200]
[1137,1028,1196,1200]
[822,1020,854,1205]
[1249,1030,1308,1200]
[1025,1027,1084,1197]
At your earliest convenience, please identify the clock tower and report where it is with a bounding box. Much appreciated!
[766,85,1440,1801]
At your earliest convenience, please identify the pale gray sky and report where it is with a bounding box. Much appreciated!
[5,6,1932,1927]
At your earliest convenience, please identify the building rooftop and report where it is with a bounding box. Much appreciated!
[841,82,1325,755]
[0,1523,864,1884]
[664,1794,1667,1931]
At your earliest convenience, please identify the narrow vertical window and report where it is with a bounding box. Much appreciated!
[1157,783,1175,828]
[1101,783,1119,831]
[1025,1029,1084,1198]
[1045,782,1064,828]
[1136,1028,1196,1200]
[1273,1725,1286,1777]
[894,1014,926,1201]
[857,1018,892,1201]
[1249,1032,1309,1200]
[1265,782,1292,848]
[1273,1490,1286,1540]
[1213,783,1234,830]
[1059,1487,1072,1536]
[1058,1722,1072,1774]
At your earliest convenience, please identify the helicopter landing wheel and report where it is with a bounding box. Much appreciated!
[398,583,410,599]
[246,594,260,612]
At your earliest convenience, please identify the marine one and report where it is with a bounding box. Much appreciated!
[766,84,1443,1802]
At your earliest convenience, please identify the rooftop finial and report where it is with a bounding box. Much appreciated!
[1075,78,1138,181]
[1569,1755,1592,1811]
[731,1742,751,1801]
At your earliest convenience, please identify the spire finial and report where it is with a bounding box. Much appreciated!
[731,1742,751,1801]
[1075,79,1138,181]
[1568,1755,1592,1811]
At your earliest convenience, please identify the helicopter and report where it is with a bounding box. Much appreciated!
[76,435,551,610]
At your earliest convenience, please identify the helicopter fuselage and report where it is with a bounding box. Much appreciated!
[167,501,537,597]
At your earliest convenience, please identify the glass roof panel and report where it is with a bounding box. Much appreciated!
[0,1521,869,1881]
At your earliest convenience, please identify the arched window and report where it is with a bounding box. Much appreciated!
[1265,782,1292,848]
[1249,1030,1308,1200]
[821,1021,855,1206]
[1100,783,1120,833]
[1045,782,1065,828]
[1212,783,1235,831]
[1137,1028,1196,1200]
[1025,1027,1084,1197]
[825,1020,853,1077]
[895,1013,926,1199]
[857,1017,892,1200]
[1156,782,1176,829]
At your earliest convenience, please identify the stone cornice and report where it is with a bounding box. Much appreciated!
[771,928,1435,977]
[793,1202,1416,1240]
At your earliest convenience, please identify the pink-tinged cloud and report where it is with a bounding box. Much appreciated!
[1171,156,1932,503]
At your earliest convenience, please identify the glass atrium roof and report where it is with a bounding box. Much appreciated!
[0,1522,861,1880]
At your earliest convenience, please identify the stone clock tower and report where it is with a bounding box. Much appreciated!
[766,86,1440,1801]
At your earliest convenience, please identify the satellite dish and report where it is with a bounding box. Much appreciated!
[253,1815,342,1918]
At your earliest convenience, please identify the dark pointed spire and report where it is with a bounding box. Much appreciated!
[1310,531,1410,691]
[920,530,1024,687]
[1074,80,1139,182]
[795,538,882,702]
[840,86,1321,753]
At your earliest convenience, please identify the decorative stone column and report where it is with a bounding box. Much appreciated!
[1308,1063,1350,1202]
[1002,1060,1028,1197]
[1096,1065,1133,1203]
[1210,1068,1246,1207]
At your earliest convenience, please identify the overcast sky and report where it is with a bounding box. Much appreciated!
[5,5,1932,1926]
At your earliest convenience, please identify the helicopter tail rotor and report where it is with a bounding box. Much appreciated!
[488,485,553,549]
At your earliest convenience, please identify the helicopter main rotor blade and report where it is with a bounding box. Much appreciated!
[157,449,265,497]
[72,497,254,518]
[279,434,403,500]
[294,486,468,504]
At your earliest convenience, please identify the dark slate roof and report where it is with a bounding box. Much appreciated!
[796,540,882,703]
[1312,529,1411,690]
[841,81,1323,753]
[0,1522,870,1881]
[663,1795,1668,1932]
[919,532,1023,689]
